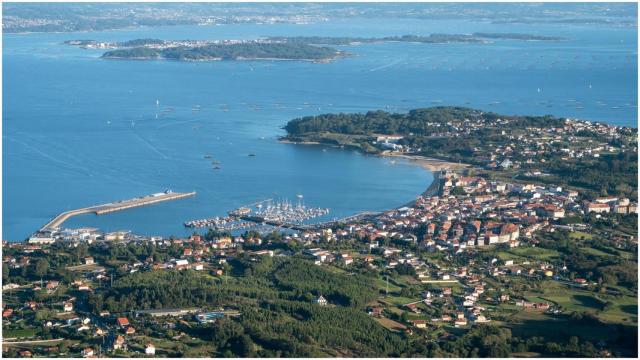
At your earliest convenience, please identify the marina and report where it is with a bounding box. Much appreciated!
[253,197,329,223]
[184,197,330,232]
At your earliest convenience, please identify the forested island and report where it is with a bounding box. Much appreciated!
[66,32,563,62]
[284,107,637,200]
[101,42,343,62]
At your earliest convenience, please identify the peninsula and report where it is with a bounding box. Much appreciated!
[283,106,637,200]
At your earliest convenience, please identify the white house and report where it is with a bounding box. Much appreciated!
[313,295,328,306]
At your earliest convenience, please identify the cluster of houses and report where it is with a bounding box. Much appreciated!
[459,117,634,171]
[364,254,562,332]
[584,196,637,215]
[302,248,353,266]
[67,37,303,51]
[300,172,585,256]
[28,228,131,245]
[515,299,551,311]
[365,114,635,172]
[24,169,636,260]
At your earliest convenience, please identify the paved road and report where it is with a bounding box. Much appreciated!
[3,338,64,345]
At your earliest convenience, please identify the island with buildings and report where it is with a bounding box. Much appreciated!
[2,107,637,357]
[99,41,343,62]
[64,33,564,63]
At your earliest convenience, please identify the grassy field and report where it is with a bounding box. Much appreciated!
[131,334,215,357]
[376,317,406,332]
[581,247,613,257]
[66,263,105,272]
[2,339,72,352]
[474,246,561,262]
[616,248,636,260]
[384,305,403,316]
[511,351,542,357]
[423,282,464,292]
[507,247,561,261]
[374,277,401,293]
[568,231,594,240]
[399,275,422,285]
[324,265,348,274]
[2,328,38,339]
[382,295,418,307]
[596,294,638,324]
[526,281,637,325]
[507,310,636,352]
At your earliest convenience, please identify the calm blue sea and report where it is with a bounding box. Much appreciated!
[3,17,637,241]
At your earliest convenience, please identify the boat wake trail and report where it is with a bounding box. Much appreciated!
[132,132,169,160]
[156,118,200,129]
[5,136,93,175]
[369,58,403,72]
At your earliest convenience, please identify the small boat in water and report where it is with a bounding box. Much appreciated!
[248,153,256,157]
[204,154,212,159]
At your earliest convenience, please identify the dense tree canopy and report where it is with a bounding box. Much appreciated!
[103,42,340,61]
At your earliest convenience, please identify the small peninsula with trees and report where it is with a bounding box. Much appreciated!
[283,107,637,200]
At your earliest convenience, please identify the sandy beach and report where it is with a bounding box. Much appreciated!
[280,138,470,171]
[381,152,470,171]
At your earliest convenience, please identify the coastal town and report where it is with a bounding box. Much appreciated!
[4,3,327,34]
[2,2,638,357]
[3,165,637,357]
